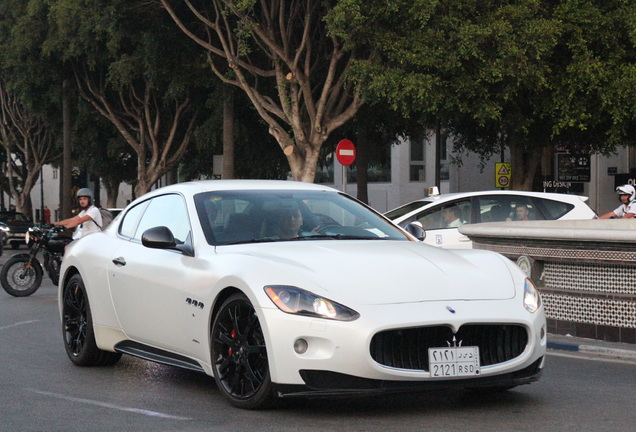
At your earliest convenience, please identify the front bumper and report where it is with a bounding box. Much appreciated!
[4,232,27,244]
[274,357,544,397]
[260,298,547,389]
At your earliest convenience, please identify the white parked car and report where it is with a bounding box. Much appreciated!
[59,180,546,409]
[385,189,597,249]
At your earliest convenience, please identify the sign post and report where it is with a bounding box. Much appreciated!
[495,163,511,189]
[336,139,356,192]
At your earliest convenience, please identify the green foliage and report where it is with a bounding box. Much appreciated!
[4,0,636,193]
[332,0,636,171]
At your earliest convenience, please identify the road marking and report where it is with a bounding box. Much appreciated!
[27,389,193,420]
[548,351,636,366]
[0,320,40,331]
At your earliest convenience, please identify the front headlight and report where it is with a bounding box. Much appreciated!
[0,225,9,232]
[264,285,359,321]
[523,278,541,313]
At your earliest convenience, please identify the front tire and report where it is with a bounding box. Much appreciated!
[62,274,122,366]
[45,257,62,286]
[0,256,43,297]
[211,293,275,409]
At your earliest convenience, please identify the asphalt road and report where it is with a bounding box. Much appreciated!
[0,253,635,432]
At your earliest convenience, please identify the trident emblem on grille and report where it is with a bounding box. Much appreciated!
[447,335,463,347]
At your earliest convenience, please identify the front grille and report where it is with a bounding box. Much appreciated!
[370,324,528,371]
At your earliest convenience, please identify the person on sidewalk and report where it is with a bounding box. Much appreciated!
[599,184,636,219]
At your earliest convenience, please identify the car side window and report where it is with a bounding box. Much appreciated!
[508,197,540,221]
[134,194,191,243]
[119,200,150,239]
[479,197,512,222]
[479,195,544,222]
[534,198,574,219]
[413,199,471,229]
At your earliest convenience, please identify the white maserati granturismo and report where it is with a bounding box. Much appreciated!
[58,180,546,409]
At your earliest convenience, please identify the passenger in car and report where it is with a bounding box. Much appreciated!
[509,204,531,221]
[490,205,509,222]
[442,206,463,228]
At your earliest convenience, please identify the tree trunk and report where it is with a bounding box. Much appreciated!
[509,142,541,191]
[14,193,33,221]
[103,178,120,208]
[222,86,234,179]
[61,79,73,219]
[356,125,369,204]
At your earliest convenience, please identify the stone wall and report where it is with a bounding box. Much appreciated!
[459,219,636,344]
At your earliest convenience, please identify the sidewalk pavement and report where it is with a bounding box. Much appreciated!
[547,333,636,361]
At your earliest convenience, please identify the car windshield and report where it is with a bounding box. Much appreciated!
[0,212,30,223]
[194,189,410,245]
[385,200,434,220]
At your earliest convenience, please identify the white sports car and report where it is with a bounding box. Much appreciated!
[58,180,546,409]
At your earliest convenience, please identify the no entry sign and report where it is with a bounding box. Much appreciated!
[336,139,356,166]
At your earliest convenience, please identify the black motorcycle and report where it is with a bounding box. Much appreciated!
[1,225,72,297]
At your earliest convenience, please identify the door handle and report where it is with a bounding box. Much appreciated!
[112,257,126,266]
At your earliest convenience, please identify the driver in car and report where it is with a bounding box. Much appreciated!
[269,207,304,239]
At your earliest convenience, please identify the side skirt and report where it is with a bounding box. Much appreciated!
[114,340,205,373]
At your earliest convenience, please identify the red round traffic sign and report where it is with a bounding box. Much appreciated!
[336,139,356,166]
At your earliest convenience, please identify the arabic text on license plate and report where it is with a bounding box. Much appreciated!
[428,346,480,378]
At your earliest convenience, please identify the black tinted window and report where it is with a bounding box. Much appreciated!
[534,198,574,219]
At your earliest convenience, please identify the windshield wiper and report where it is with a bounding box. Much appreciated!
[288,234,388,241]
[221,238,278,245]
[220,235,390,245]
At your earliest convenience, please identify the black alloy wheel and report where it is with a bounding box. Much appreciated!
[211,293,274,409]
[62,274,121,366]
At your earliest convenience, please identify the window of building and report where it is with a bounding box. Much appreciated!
[410,138,425,182]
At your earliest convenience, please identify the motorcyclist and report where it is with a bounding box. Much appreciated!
[54,188,103,239]
[599,184,636,219]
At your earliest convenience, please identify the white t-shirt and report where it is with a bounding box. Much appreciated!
[613,201,636,218]
[447,218,463,228]
[72,206,103,239]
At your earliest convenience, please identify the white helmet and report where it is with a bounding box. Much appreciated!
[616,184,636,201]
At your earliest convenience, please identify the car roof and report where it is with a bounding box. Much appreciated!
[131,180,336,203]
[390,189,589,209]
[0,211,28,216]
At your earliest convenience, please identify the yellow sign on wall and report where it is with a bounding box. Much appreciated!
[495,163,511,188]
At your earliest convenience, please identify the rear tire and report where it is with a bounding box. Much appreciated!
[62,274,122,366]
[1,256,43,297]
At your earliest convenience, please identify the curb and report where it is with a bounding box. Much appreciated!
[547,339,636,360]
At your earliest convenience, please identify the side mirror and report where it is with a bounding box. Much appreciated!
[405,222,426,241]
[141,226,195,257]
[141,226,176,249]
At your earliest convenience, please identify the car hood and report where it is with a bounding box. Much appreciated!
[219,241,515,305]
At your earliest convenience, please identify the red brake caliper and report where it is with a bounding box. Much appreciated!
[228,329,237,356]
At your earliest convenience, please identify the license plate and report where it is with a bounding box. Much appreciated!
[428,346,480,378]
